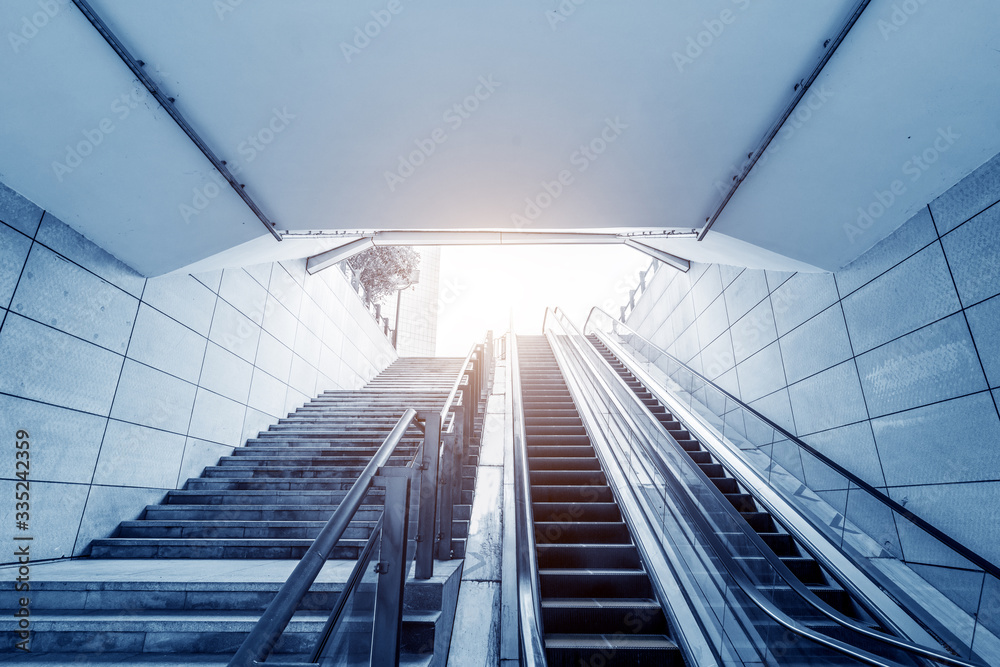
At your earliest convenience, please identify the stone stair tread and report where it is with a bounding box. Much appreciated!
[91,538,364,545]
[0,608,439,628]
[2,656,416,666]
[0,558,462,588]
[118,520,377,528]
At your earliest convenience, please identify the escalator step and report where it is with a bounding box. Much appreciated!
[740,511,777,533]
[539,570,654,599]
[534,521,633,544]
[724,493,758,512]
[709,477,740,494]
[688,450,713,464]
[536,543,641,569]
[529,457,602,471]
[542,598,668,634]
[530,470,607,486]
[533,502,622,523]
[530,485,614,503]
[528,445,597,458]
[673,438,702,452]
[698,463,726,478]
[758,532,797,556]
[544,634,681,667]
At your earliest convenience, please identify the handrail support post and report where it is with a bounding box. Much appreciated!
[437,408,463,560]
[414,411,440,580]
[452,408,466,520]
[370,472,411,667]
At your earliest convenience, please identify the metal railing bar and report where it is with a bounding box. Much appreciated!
[309,514,384,662]
[228,408,418,666]
[440,345,478,424]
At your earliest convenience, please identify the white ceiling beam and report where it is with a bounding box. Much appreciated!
[624,239,691,273]
[305,237,373,275]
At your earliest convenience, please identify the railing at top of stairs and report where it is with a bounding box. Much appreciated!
[228,332,493,667]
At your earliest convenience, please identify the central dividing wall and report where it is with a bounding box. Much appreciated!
[626,152,1000,567]
[0,180,397,562]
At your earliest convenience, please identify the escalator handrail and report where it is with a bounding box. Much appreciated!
[584,306,1000,583]
[228,409,419,666]
[545,313,907,667]
[510,333,548,666]
[554,307,983,667]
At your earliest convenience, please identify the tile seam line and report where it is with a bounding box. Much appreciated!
[934,196,1000,239]
[175,287,220,489]
[0,210,42,339]
[837,270,893,497]
[886,478,1000,490]
[930,204,1000,426]
[814,387,997,430]
[766,283,799,438]
[828,272,893,491]
[837,234,939,301]
[70,276,143,558]
[842,305,971,360]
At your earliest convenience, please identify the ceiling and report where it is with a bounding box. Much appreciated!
[1,0,998,276]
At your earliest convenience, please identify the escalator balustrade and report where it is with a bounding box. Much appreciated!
[587,335,913,658]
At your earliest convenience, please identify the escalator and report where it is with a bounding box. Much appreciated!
[512,308,994,667]
[517,335,683,666]
[588,334,895,654]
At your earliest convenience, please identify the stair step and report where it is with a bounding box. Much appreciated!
[115,520,469,540]
[88,538,370,559]
[143,505,471,522]
[0,609,437,655]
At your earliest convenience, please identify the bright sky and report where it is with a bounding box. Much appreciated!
[434,245,655,356]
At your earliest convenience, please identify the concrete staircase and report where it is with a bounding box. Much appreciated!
[0,357,487,665]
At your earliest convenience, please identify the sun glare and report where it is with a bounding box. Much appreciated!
[434,245,653,356]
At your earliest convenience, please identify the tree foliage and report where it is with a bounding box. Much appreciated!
[347,246,421,303]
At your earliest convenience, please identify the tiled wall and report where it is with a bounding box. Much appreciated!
[0,181,396,562]
[627,151,1000,567]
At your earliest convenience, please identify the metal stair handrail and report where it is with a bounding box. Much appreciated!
[440,342,480,425]
[230,334,495,666]
[584,306,1000,582]
[229,409,419,666]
